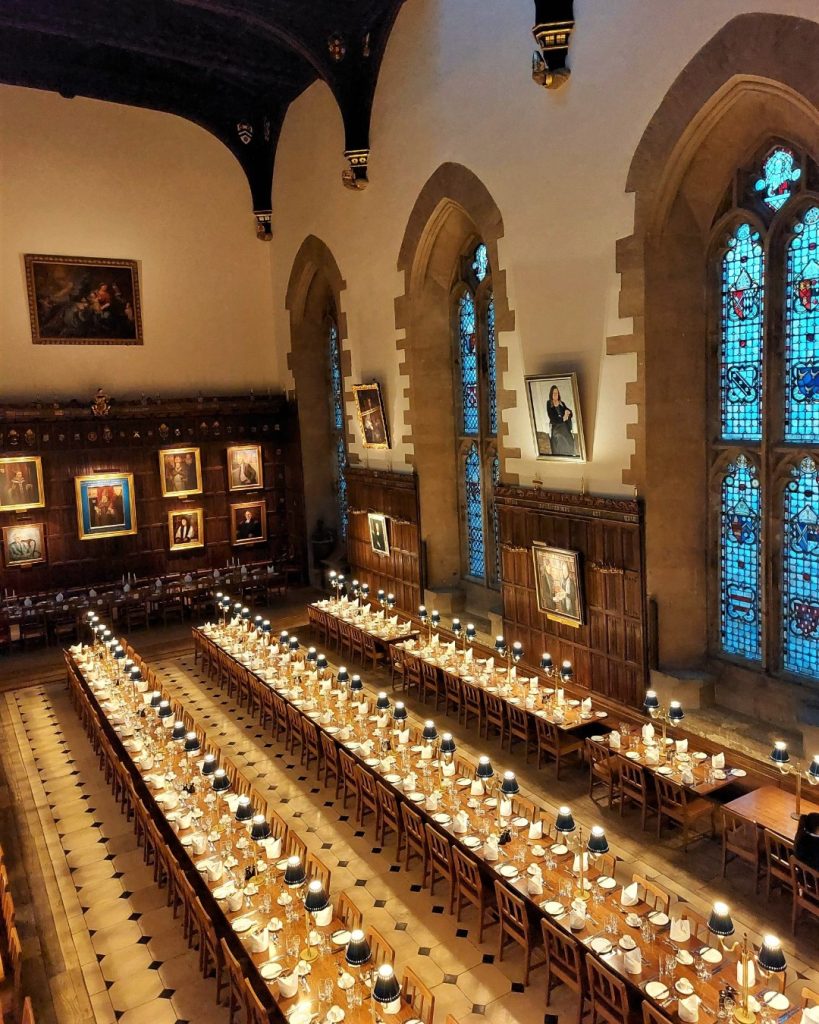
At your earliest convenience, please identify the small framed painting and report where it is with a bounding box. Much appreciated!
[159,447,202,498]
[368,512,390,557]
[0,456,45,511]
[353,383,391,450]
[231,500,267,546]
[24,254,143,346]
[168,508,204,551]
[525,373,587,461]
[3,523,47,567]
[227,444,263,491]
[532,542,584,627]
[75,472,137,540]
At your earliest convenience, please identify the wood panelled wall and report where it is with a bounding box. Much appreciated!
[495,485,647,707]
[0,395,306,594]
[346,467,423,612]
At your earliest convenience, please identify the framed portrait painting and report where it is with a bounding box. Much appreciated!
[0,456,45,511]
[353,383,391,450]
[168,508,204,551]
[159,447,202,498]
[532,542,584,627]
[525,373,587,462]
[227,444,263,492]
[24,254,143,346]
[230,500,267,546]
[75,473,137,540]
[368,512,390,557]
[3,523,47,568]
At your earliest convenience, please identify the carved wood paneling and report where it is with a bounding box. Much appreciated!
[346,467,423,611]
[495,484,647,707]
[0,395,306,593]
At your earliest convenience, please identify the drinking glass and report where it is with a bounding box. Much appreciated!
[319,979,333,1009]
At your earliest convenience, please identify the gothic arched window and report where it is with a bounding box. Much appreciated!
[454,242,500,586]
[328,316,348,538]
[712,143,819,679]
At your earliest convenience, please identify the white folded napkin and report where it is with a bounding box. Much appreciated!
[609,732,621,750]
[207,859,224,883]
[645,746,660,765]
[89,589,97,598]
[262,836,282,860]
[403,772,418,791]
[529,678,540,693]
[483,837,499,861]
[737,960,755,987]
[670,918,691,943]
[470,780,485,797]
[277,972,299,999]
[568,899,587,930]
[314,905,333,927]
[431,633,440,646]
[420,744,433,761]
[681,768,695,785]
[582,696,592,711]
[227,890,244,912]
[464,647,473,662]
[678,995,700,1022]
[389,614,398,626]
[397,728,410,745]
[620,882,639,906]
[556,687,565,704]
[800,1008,819,1024]
[453,811,469,834]
[676,738,688,753]
[499,797,513,819]
[356,701,369,717]
[425,792,439,811]
[360,740,374,757]
[572,852,589,873]
[337,971,355,990]
[377,713,390,729]
[624,946,642,975]
[485,656,494,671]
[442,760,456,778]
[642,723,655,743]
[527,875,544,895]
[446,641,456,652]
[192,834,208,855]
[712,752,725,768]
[528,820,543,841]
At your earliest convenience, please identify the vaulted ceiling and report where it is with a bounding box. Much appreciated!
[0,0,406,233]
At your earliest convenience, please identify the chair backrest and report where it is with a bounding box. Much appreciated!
[484,692,504,719]
[792,856,819,906]
[452,846,481,895]
[511,794,536,823]
[587,737,615,771]
[376,781,400,824]
[508,703,528,733]
[401,966,435,1024]
[494,880,527,941]
[285,831,307,863]
[643,1000,675,1024]
[721,807,759,856]
[243,977,269,1024]
[425,823,453,872]
[268,808,289,843]
[541,916,583,991]
[654,773,687,810]
[632,873,670,913]
[617,755,648,793]
[365,925,395,967]
[764,829,794,876]
[421,660,438,683]
[587,954,631,1024]
[802,986,819,1008]
[336,890,363,933]
[461,681,482,709]
[306,851,331,893]
[339,749,358,787]
[356,764,377,803]
[400,802,426,851]
[320,730,339,769]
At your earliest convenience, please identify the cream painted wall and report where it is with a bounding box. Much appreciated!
[0,86,280,401]
[271,0,819,497]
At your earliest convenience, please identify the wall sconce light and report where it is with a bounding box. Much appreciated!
[531,0,574,90]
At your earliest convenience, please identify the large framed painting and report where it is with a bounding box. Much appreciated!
[353,383,391,450]
[525,372,587,462]
[368,512,390,557]
[230,500,267,546]
[0,456,45,511]
[2,523,47,568]
[159,447,202,498]
[75,473,137,540]
[227,444,263,492]
[532,542,584,627]
[168,508,204,551]
[24,254,143,346]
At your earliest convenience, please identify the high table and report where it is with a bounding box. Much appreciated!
[196,623,795,1024]
[725,785,819,842]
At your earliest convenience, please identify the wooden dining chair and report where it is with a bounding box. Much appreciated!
[535,716,584,779]
[642,1001,674,1024]
[654,774,715,851]
[452,846,498,943]
[483,691,507,744]
[494,881,546,985]
[268,808,289,845]
[587,737,619,808]
[192,896,225,1002]
[764,829,794,900]
[420,659,442,709]
[400,802,428,871]
[424,823,454,908]
[389,643,407,691]
[511,794,537,824]
[220,938,246,1024]
[285,831,307,863]
[338,749,360,812]
[616,756,655,830]
[506,703,532,757]
[587,954,635,1024]
[302,718,321,774]
[286,704,304,758]
[320,731,342,799]
[354,764,379,828]
[541,916,587,1024]
[791,856,819,933]
[365,925,395,967]
[305,851,331,893]
[400,966,435,1024]
[243,977,270,1024]
[631,874,670,914]
[802,986,819,1009]
[404,653,422,699]
[669,906,710,944]
[336,890,363,933]
[269,691,288,745]
[720,807,763,892]
[350,626,365,664]
[375,780,403,853]
[361,632,384,671]
[327,615,340,651]
[461,680,484,732]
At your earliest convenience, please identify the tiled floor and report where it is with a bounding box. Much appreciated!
[1,601,818,1024]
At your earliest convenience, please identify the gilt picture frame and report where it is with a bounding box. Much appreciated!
[159,447,202,498]
[230,500,267,547]
[532,542,584,628]
[352,383,391,450]
[525,372,587,462]
[168,508,204,551]
[2,523,47,568]
[75,472,137,541]
[227,444,263,492]
[0,456,45,511]
[368,512,390,557]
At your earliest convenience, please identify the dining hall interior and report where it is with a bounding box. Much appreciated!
[2,3,819,1024]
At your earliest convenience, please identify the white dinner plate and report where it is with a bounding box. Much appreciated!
[595,711,608,718]
[591,937,613,955]
[648,911,669,927]
[344,742,360,751]
[384,773,402,784]
[543,901,564,916]
[701,947,722,964]
[456,778,472,788]
[331,930,351,946]
[512,817,529,828]
[567,699,581,707]
[364,758,380,767]
[762,993,789,1011]
[676,950,694,966]
[598,876,617,890]
[275,858,290,870]
[657,766,673,775]
[499,864,519,879]
[232,917,254,933]
[675,979,695,996]
[645,982,670,1001]
[325,726,339,735]
[484,798,497,808]
[260,962,283,980]
[407,792,425,803]
[213,883,235,900]
[550,844,568,855]
[693,752,708,761]
[625,751,641,760]
[463,836,481,849]
[731,768,747,777]
[433,813,452,825]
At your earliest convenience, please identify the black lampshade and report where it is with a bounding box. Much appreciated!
[345,929,371,967]
[770,741,790,765]
[440,733,456,756]
[587,825,609,854]
[184,732,201,753]
[211,768,231,793]
[289,636,300,652]
[555,805,576,834]
[560,660,573,681]
[316,654,328,672]
[541,652,553,670]
[451,618,462,635]
[376,692,391,711]
[422,720,438,742]
[280,630,289,646]
[307,647,318,663]
[466,623,477,640]
[668,700,685,722]
[757,935,786,973]
[250,814,270,841]
[495,635,506,653]
[707,901,735,938]
[476,756,494,780]
[372,964,401,1005]
[393,702,408,723]
[431,610,441,627]
[500,771,519,796]
[386,593,396,608]
[235,795,253,822]
[643,690,660,712]
[202,753,217,776]
[337,667,349,685]
[304,879,330,913]
[149,691,162,708]
[284,855,306,888]
[158,700,173,719]
[511,642,524,662]
[171,721,186,741]
[350,675,363,693]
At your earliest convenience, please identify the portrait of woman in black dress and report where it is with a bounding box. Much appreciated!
[546,385,576,457]
[525,373,586,461]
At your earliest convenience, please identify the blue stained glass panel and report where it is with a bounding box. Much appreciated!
[783,456,819,679]
[459,292,479,435]
[720,223,764,441]
[719,455,761,661]
[472,243,489,282]
[329,321,344,431]
[336,437,348,539]
[491,453,501,585]
[487,296,498,435]
[465,444,484,578]
[784,205,819,444]
[755,147,801,212]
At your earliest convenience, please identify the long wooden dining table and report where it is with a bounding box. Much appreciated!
[65,641,416,1024]
[195,621,798,1024]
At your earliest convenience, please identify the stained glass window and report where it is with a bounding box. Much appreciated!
[720,223,764,441]
[719,455,761,661]
[783,456,819,678]
[784,205,819,444]
[459,292,479,435]
[329,321,344,431]
[464,444,484,578]
[755,147,801,212]
[336,437,348,539]
[487,296,498,436]
[491,453,501,585]
[472,243,489,283]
